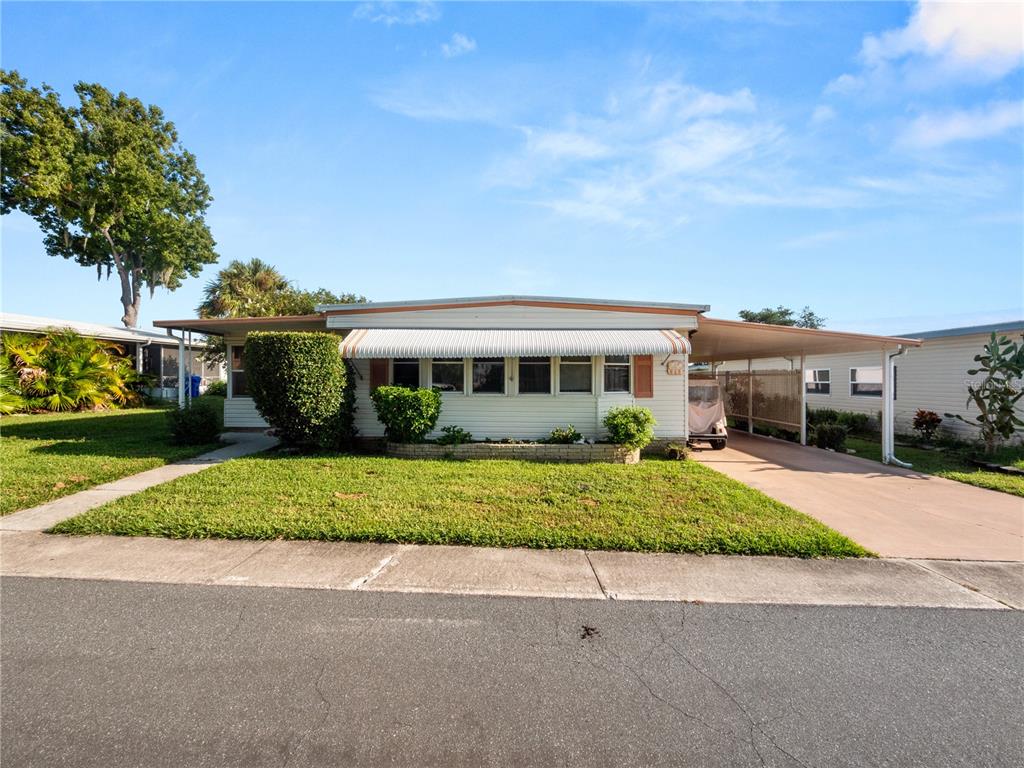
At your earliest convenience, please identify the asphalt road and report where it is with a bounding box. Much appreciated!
[2,577,1022,768]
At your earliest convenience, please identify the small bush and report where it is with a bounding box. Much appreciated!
[167,399,222,445]
[808,407,873,436]
[912,409,942,443]
[813,423,848,451]
[603,406,657,450]
[371,386,442,443]
[204,380,227,397]
[665,443,690,460]
[545,425,584,444]
[436,425,473,446]
[245,331,354,449]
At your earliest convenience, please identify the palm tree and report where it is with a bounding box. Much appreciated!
[197,259,291,318]
[1,329,146,412]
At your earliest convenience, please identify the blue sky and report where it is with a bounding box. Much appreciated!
[2,1,1022,334]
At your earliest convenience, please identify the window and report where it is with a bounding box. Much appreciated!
[805,368,831,395]
[230,345,249,397]
[160,347,179,388]
[603,355,630,393]
[559,356,592,393]
[431,359,464,392]
[392,358,420,388]
[518,357,551,394]
[472,357,505,394]
[850,366,882,397]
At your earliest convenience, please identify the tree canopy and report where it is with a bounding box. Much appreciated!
[738,305,825,329]
[1,70,217,327]
[197,258,364,319]
[197,258,365,364]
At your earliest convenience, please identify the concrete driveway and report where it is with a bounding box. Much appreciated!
[693,431,1024,562]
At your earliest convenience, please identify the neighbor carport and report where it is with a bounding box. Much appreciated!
[689,317,922,465]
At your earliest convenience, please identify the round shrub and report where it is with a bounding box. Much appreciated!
[603,406,656,450]
[204,380,227,397]
[813,423,848,451]
[544,425,584,444]
[244,331,354,448]
[370,385,441,443]
[167,398,223,445]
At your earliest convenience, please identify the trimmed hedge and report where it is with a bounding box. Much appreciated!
[244,331,355,448]
[603,406,657,451]
[370,385,441,443]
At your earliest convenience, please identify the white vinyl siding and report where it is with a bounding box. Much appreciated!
[326,304,699,331]
[352,354,689,441]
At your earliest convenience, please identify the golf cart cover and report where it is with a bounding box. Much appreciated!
[689,381,727,435]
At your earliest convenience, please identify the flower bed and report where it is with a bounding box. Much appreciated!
[385,441,640,464]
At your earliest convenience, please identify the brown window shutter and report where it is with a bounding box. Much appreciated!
[634,355,654,398]
[369,359,389,391]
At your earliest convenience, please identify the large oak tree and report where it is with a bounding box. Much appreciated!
[1,70,217,327]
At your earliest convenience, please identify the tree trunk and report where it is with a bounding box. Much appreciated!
[102,229,142,328]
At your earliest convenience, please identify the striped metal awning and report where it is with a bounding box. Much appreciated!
[339,328,689,358]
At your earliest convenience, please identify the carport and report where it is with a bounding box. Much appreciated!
[689,317,922,465]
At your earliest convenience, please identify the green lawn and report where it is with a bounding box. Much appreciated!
[846,437,1024,497]
[1,406,221,515]
[52,454,870,557]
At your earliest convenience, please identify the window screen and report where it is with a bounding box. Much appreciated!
[559,356,592,393]
[603,355,630,393]
[518,357,551,394]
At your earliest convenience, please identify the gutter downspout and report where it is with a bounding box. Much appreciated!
[883,345,911,468]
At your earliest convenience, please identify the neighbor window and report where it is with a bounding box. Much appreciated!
[392,358,420,388]
[230,345,249,397]
[160,347,179,388]
[518,357,551,394]
[805,368,831,395]
[472,357,505,394]
[603,355,630,393]
[559,356,592,393]
[431,358,464,392]
[850,366,882,397]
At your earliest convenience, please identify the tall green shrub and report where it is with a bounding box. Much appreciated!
[603,406,656,450]
[370,385,441,443]
[946,332,1024,454]
[244,331,354,448]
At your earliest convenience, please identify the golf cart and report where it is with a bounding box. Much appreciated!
[688,377,728,450]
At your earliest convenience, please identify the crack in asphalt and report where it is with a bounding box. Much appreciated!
[661,607,813,768]
[282,659,332,768]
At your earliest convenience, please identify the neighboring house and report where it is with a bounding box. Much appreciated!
[0,312,223,398]
[156,296,920,459]
[720,320,1024,442]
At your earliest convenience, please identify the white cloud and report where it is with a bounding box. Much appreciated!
[525,130,610,160]
[441,33,477,59]
[353,1,440,26]
[898,100,1024,148]
[828,1,1024,93]
[811,105,836,125]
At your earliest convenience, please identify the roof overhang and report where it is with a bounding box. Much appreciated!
[339,328,690,359]
[318,295,709,315]
[153,315,327,337]
[690,317,922,363]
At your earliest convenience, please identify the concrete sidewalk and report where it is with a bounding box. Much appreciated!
[694,431,1024,561]
[2,531,1020,609]
[0,432,278,533]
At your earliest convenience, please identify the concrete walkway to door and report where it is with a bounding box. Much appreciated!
[693,431,1023,562]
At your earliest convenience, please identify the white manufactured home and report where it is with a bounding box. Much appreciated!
[157,296,923,460]
[718,320,1024,442]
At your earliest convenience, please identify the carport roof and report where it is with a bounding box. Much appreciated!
[690,317,921,363]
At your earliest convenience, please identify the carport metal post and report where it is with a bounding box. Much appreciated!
[799,354,807,446]
[881,348,891,462]
[746,358,753,434]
